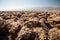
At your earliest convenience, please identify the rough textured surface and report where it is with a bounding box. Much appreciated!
[0,11,60,40]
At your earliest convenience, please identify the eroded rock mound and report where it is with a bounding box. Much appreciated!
[0,11,60,40]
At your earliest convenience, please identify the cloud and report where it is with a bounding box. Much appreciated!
[0,0,60,10]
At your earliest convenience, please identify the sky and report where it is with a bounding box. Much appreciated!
[0,0,60,10]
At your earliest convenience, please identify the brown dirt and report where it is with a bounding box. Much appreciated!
[0,10,60,40]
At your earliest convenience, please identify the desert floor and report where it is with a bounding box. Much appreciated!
[0,10,60,40]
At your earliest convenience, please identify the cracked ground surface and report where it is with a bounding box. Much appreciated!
[0,10,60,40]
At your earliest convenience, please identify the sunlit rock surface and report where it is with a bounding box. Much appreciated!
[0,10,60,40]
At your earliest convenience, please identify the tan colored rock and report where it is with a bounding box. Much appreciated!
[48,28,60,40]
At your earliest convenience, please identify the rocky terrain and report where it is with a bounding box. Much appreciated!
[0,10,60,40]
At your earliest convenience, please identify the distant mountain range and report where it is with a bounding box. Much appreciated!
[20,7,59,11]
[0,7,60,11]
[28,7,60,10]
